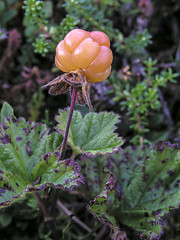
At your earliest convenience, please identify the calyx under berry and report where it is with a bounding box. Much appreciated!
[42,69,92,109]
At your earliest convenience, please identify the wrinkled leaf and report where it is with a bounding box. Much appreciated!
[32,154,83,191]
[0,117,83,208]
[83,155,128,239]
[55,108,124,155]
[86,142,180,239]
[111,143,180,239]
[88,174,128,240]
[80,154,108,198]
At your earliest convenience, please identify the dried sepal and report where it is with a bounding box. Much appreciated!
[82,82,92,109]
[42,69,93,109]
[49,82,69,95]
[71,86,86,106]
[61,69,86,86]
[42,76,69,95]
[42,76,62,88]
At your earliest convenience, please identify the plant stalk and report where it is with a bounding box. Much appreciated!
[60,86,77,160]
[34,192,60,240]
[50,87,77,223]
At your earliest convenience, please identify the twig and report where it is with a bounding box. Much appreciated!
[60,86,77,160]
[95,225,107,240]
[34,192,60,240]
[57,200,97,237]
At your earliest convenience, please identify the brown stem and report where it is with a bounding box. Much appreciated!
[95,225,107,240]
[57,200,96,237]
[34,192,60,240]
[60,86,77,160]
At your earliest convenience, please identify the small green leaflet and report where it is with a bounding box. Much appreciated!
[0,117,83,209]
[86,143,180,240]
[0,102,14,122]
[55,108,124,155]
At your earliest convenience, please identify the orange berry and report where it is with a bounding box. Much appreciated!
[64,29,90,53]
[55,56,68,72]
[90,31,110,47]
[72,38,101,69]
[83,66,111,83]
[55,29,113,83]
[85,46,113,74]
[56,40,77,71]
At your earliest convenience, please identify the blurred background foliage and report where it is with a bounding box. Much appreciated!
[0,0,180,239]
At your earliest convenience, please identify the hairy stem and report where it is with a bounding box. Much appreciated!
[60,86,77,160]
[34,192,60,240]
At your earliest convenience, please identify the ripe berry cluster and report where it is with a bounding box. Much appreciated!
[55,29,113,83]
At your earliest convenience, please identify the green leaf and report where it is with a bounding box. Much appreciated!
[0,117,82,209]
[110,143,180,239]
[55,109,124,156]
[0,102,14,122]
[88,174,128,240]
[0,213,12,227]
[80,155,108,198]
[82,154,128,239]
[86,143,180,239]
[32,155,83,191]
